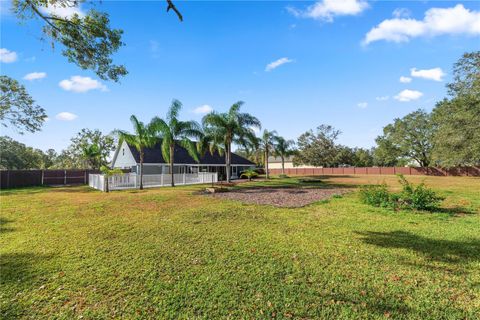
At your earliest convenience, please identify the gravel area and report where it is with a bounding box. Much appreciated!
[212,187,347,208]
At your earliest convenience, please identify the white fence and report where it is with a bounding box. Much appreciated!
[88,172,218,191]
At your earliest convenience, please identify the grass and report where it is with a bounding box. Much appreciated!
[1,175,479,319]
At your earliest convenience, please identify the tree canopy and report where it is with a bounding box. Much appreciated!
[0,76,47,134]
[374,109,434,167]
[293,125,340,167]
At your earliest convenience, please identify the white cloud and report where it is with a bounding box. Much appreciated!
[363,4,480,45]
[23,72,47,81]
[394,89,423,102]
[0,48,17,63]
[410,67,445,81]
[288,0,369,22]
[193,104,213,114]
[59,76,107,93]
[265,57,294,72]
[40,2,84,19]
[55,112,78,121]
[399,76,412,83]
[375,96,389,101]
[357,102,368,108]
[392,8,411,19]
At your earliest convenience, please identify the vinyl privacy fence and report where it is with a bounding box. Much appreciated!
[0,169,99,189]
[268,166,480,176]
[89,172,218,191]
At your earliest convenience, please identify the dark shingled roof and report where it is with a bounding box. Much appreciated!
[127,141,255,166]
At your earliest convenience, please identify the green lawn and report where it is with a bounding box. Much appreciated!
[1,175,479,319]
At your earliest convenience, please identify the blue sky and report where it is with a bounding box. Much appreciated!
[1,0,479,152]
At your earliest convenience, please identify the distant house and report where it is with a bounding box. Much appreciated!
[112,140,255,179]
[267,156,321,170]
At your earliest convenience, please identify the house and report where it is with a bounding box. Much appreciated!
[268,156,321,170]
[111,140,255,180]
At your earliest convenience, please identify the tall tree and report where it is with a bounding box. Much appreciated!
[68,128,115,168]
[431,51,480,167]
[0,136,47,169]
[447,51,480,97]
[259,129,278,179]
[114,116,157,190]
[0,76,47,133]
[294,125,340,167]
[432,96,480,166]
[81,143,102,170]
[273,136,295,175]
[375,110,434,167]
[202,101,261,182]
[150,99,202,187]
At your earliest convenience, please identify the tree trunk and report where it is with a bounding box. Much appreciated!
[170,144,175,187]
[139,151,144,190]
[226,143,231,183]
[265,148,269,179]
[105,175,109,193]
[281,155,285,175]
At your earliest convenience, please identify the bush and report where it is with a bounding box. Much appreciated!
[240,169,259,181]
[359,183,392,208]
[397,175,444,210]
[359,175,444,211]
[278,174,289,178]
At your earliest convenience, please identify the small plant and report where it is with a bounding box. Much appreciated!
[359,175,443,211]
[240,169,259,181]
[278,174,289,178]
[100,166,124,193]
[359,183,392,208]
[397,174,444,210]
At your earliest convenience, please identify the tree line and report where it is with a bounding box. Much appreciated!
[2,51,479,180]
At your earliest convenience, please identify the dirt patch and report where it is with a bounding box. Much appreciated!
[211,187,347,208]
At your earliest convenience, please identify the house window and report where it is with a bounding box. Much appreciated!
[122,148,125,156]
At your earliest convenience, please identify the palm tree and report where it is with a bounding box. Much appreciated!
[81,143,102,170]
[274,136,295,175]
[202,101,261,182]
[260,129,278,179]
[114,115,157,190]
[150,99,202,187]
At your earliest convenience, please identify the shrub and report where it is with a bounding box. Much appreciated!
[359,175,443,211]
[359,183,392,208]
[278,174,289,178]
[240,169,259,181]
[397,175,444,210]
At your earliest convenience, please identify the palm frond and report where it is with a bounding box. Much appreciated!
[161,138,171,164]
[179,138,200,162]
[167,99,182,123]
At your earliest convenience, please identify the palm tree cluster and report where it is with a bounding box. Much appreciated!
[114,99,295,188]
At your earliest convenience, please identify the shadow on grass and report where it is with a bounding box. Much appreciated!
[0,217,15,233]
[0,185,95,195]
[431,206,478,216]
[0,253,53,319]
[356,231,480,264]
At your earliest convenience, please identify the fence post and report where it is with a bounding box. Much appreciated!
[41,170,44,185]
[64,170,67,185]
[183,171,186,185]
[161,173,164,186]
[7,170,10,189]
[84,170,87,184]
